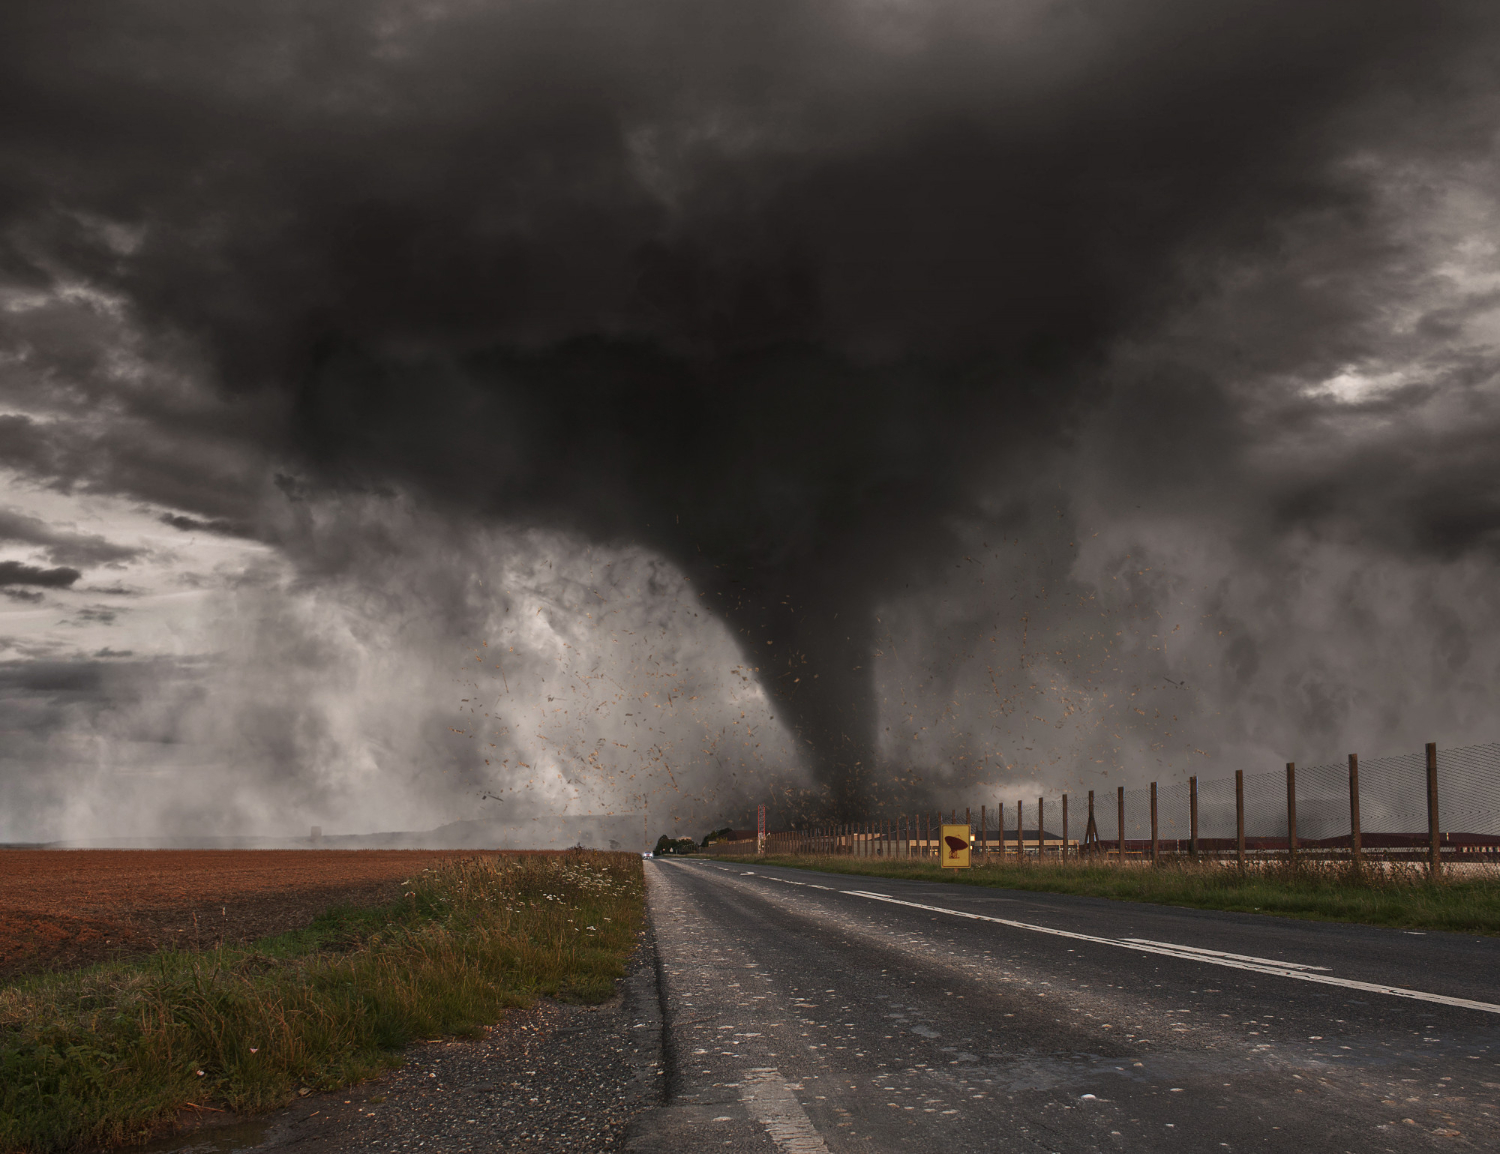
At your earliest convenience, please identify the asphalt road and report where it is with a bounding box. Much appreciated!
[626,857,1500,1153]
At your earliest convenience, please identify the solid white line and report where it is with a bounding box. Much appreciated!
[1118,938,1330,971]
[839,890,1500,1016]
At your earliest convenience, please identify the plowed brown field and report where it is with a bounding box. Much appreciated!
[0,849,530,981]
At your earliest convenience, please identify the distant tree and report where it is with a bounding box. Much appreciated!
[701,826,734,848]
[653,834,697,856]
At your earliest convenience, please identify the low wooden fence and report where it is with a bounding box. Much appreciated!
[702,740,1500,873]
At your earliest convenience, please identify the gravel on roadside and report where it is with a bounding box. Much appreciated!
[135,918,666,1154]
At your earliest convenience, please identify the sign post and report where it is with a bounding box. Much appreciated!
[940,823,972,869]
[757,804,766,855]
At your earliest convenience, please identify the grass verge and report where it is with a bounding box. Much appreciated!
[0,850,643,1154]
[754,853,1500,935]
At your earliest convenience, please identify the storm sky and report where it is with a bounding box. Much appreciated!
[3,1,1500,843]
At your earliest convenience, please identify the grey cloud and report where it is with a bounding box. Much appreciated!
[0,506,142,566]
[66,604,126,626]
[159,513,251,536]
[0,560,81,587]
[0,659,106,698]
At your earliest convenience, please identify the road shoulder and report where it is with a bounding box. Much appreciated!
[134,921,666,1154]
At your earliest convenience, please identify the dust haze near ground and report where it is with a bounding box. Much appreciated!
[3,2,1500,841]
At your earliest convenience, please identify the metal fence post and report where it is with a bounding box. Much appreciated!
[1037,796,1045,858]
[1189,775,1199,859]
[1427,741,1441,878]
[1062,794,1069,860]
[998,802,1005,860]
[1235,770,1246,869]
[1018,799,1025,859]
[1150,781,1159,863]
[1286,762,1298,866]
[1117,786,1125,863]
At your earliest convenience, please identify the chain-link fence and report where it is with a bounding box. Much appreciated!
[732,740,1500,864]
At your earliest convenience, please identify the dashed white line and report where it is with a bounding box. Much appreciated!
[740,1067,831,1153]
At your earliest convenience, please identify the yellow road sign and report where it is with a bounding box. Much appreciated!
[940,824,971,869]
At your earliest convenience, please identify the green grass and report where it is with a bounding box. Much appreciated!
[0,851,644,1154]
[755,853,1500,935]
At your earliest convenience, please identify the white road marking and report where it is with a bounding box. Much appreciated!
[1118,939,1330,971]
[839,890,1500,1016]
[740,1067,831,1153]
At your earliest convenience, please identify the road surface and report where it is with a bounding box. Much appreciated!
[626,857,1500,1153]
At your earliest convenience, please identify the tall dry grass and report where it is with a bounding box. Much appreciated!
[0,851,643,1153]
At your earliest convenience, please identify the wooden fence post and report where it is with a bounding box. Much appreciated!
[998,802,1005,860]
[980,805,987,858]
[1235,770,1246,869]
[1286,762,1298,866]
[1189,775,1199,859]
[1348,755,1361,867]
[1035,796,1043,858]
[1062,794,1069,860]
[1018,799,1025,859]
[1117,786,1125,863]
[1149,782,1159,863]
[1427,741,1441,878]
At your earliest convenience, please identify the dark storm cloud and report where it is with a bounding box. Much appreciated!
[0,561,81,588]
[3,1,1500,812]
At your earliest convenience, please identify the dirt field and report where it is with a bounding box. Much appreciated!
[0,849,529,982]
